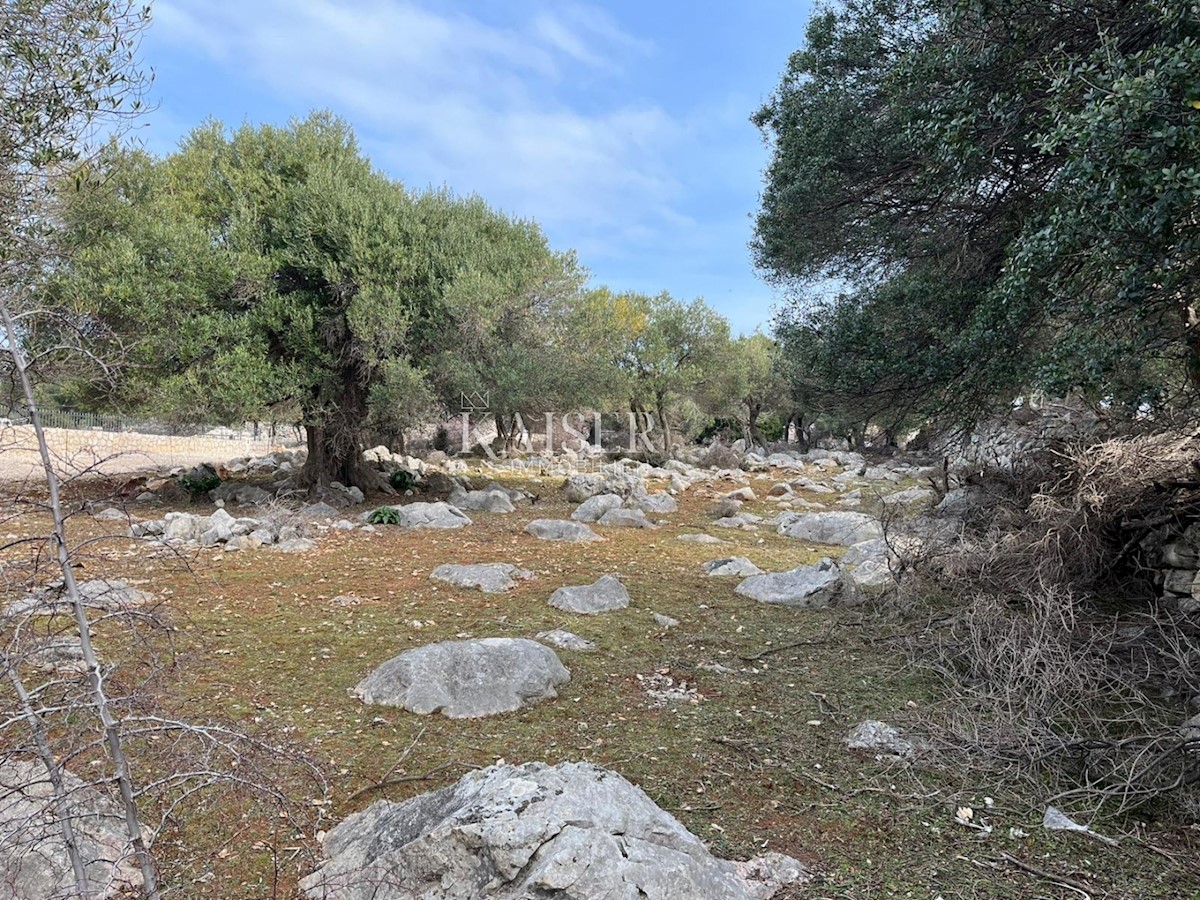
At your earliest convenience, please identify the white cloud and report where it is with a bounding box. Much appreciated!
[152,0,681,246]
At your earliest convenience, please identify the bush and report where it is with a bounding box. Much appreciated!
[179,472,220,501]
[388,469,416,491]
[367,506,403,525]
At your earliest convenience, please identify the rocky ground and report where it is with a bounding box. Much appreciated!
[0,446,1195,897]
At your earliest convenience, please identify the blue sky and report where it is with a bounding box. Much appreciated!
[136,1,814,335]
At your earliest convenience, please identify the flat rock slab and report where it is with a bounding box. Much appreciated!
[548,575,630,615]
[354,638,569,719]
[430,563,534,594]
[6,579,154,617]
[596,508,656,529]
[536,629,597,651]
[678,533,726,544]
[274,537,317,553]
[525,519,602,542]
[702,557,765,577]
[735,559,858,608]
[846,720,915,758]
[449,489,516,513]
[571,493,623,523]
[713,514,762,530]
[777,511,882,546]
[387,502,472,529]
[0,759,147,898]
[300,761,808,900]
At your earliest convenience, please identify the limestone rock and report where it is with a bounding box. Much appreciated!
[777,511,882,546]
[571,494,623,523]
[353,638,569,719]
[0,759,148,898]
[548,575,630,615]
[596,508,656,529]
[430,563,534,594]
[525,519,602,542]
[702,557,765,577]
[275,537,318,553]
[846,720,914,758]
[300,761,808,900]
[536,630,597,651]
[449,489,516,514]
[677,533,726,544]
[735,559,858,608]
[386,502,472,529]
[632,492,678,514]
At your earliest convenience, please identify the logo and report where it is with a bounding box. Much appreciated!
[459,391,490,412]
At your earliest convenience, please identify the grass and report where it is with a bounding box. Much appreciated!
[5,467,1199,898]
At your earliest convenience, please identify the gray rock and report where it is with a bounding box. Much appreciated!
[24,639,86,674]
[735,559,858,608]
[548,575,630,615]
[713,513,762,530]
[653,612,679,628]
[301,501,342,519]
[0,759,148,898]
[571,493,623,522]
[777,511,882,546]
[450,489,516,513]
[525,519,602,542]
[430,563,534,594]
[632,492,678,514]
[423,471,459,495]
[725,487,757,502]
[209,483,273,506]
[562,474,604,502]
[702,557,765,577]
[199,524,233,547]
[300,761,807,900]
[536,629,597,651]
[846,720,915,757]
[274,538,318,553]
[935,486,993,517]
[224,534,260,552]
[249,528,275,545]
[76,579,154,613]
[841,538,888,567]
[93,507,126,521]
[882,486,935,507]
[596,508,656,529]
[677,533,726,544]
[164,514,200,541]
[387,502,473,529]
[353,638,569,719]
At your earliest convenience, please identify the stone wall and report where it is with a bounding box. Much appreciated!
[937,396,1102,475]
[1158,523,1200,614]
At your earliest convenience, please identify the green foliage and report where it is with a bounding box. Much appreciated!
[388,469,416,491]
[367,506,403,525]
[757,0,1200,426]
[46,113,591,485]
[179,472,220,501]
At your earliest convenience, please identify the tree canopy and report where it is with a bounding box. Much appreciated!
[755,0,1200,429]
[47,113,590,487]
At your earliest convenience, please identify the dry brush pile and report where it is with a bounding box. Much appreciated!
[910,430,1200,818]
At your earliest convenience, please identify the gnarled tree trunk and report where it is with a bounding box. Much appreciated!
[298,365,388,493]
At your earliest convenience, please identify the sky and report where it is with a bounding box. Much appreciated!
[135,1,815,335]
